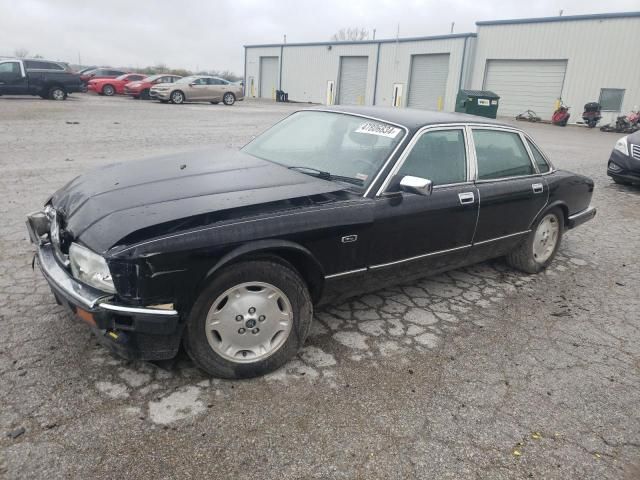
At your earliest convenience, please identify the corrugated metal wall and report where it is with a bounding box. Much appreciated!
[470,17,640,122]
[245,36,471,109]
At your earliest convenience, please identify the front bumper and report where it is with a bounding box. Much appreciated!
[607,149,640,183]
[26,213,182,360]
[151,90,170,100]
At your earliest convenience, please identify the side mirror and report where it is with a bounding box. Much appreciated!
[400,176,433,196]
[189,82,196,87]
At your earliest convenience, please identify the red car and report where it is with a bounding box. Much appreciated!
[80,67,128,84]
[87,73,147,96]
[124,74,183,99]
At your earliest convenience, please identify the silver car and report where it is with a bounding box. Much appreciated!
[150,75,243,105]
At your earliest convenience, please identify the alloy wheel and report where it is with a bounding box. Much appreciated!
[532,214,559,263]
[204,282,293,363]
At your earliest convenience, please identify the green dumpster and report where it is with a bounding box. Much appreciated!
[455,90,500,119]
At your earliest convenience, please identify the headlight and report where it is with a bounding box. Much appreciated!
[614,136,629,156]
[69,243,116,293]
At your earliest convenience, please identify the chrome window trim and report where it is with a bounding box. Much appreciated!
[369,244,471,270]
[376,123,473,196]
[521,132,556,173]
[472,230,531,246]
[324,268,368,279]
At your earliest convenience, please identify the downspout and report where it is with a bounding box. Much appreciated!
[279,45,284,90]
[457,36,468,92]
[372,41,381,106]
[243,47,247,97]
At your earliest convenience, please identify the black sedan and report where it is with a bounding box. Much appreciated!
[607,131,640,185]
[26,107,596,378]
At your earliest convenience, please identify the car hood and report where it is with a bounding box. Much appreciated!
[627,130,640,145]
[50,147,345,253]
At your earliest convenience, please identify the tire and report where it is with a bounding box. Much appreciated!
[222,92,236,106]
[184,259,313,379]
[132,95,139,100]
[506,208,564,274]
[48,86,67,101]
[170,90,185,104]
[102,84,115,96]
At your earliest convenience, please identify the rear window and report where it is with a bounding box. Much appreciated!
[24,60,64,71]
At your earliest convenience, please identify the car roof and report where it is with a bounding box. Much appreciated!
[308,105,509,132]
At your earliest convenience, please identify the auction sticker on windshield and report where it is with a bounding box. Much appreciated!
[355,122,401,138]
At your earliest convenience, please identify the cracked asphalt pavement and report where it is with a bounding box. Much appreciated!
[1,95,639,479]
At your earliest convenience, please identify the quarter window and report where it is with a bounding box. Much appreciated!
[473,130,535,180]
[526,139,550,173]
[397,130,467,186]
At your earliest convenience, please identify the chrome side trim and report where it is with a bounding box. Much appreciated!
[369,244,470,270]
[473,230,531,246]
[99,303,179,316]
[324,268,368,279]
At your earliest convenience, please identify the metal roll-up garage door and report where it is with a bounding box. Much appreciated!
[259,56,278,99]
[337,56,368,105]
[483,60,567,119]
[407,54,450,110]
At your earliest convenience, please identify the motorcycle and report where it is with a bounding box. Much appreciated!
[582,102,601,128]
[600,107,640,133]
[552,102,570,126]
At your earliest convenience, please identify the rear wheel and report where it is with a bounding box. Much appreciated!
[170,90,185,104]
[506,209,563,273]
[102,84,115,96]
[184,259,313,379]
[223,92,236,106]
[48,86,67,101]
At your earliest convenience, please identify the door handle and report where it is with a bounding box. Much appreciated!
[458,192,475,205]
[532,183,544,194]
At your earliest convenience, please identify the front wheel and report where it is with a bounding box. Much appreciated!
[222,92,236,106]
[506,209,564,274]
[170,90,185,104]
[184,259,313,379]
[48,86,67,101]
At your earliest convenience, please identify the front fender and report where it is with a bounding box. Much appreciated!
[199,239,326,303]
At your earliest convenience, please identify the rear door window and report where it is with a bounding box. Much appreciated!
[473,129,535,180]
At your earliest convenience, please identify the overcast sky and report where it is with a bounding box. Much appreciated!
[0,0,638,74]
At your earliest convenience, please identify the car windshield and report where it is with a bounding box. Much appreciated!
[176,76,199,84]
[242,111,405,190]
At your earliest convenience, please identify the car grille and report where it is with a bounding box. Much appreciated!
[631,144,640,160]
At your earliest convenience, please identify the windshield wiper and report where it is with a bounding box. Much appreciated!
[287,166,364,186]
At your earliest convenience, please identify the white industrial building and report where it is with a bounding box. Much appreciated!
[244,11,640,122]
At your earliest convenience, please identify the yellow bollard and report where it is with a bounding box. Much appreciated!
[437,96,443,111]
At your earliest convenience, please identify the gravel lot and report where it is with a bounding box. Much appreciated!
[1,94,639,479]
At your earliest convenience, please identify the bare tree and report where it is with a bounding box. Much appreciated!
[331,27,370,42]
[14,48,29,58]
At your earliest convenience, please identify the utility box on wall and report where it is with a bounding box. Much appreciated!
[455,90,500,118]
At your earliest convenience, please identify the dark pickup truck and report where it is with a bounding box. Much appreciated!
[0,58,84,100]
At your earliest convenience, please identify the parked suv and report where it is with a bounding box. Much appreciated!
[0,58,84,100]
[150,75,243,105]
